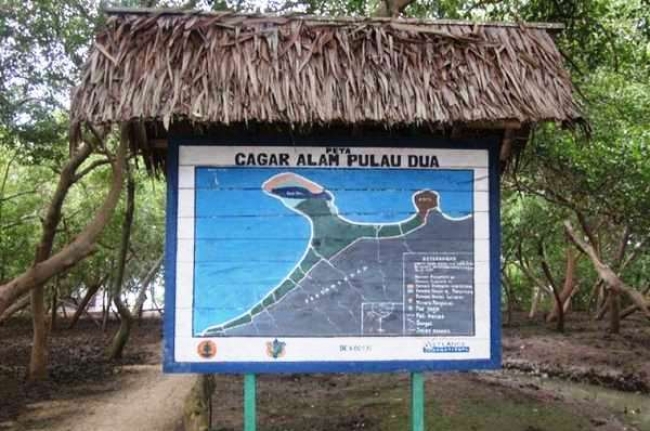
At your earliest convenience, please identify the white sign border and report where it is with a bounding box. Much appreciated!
[169,145,493,367]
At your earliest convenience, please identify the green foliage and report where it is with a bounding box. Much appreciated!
[420,0,650,316]
[1,0,648,326]
[0,150,47,282]
[531,74,650,233]
[444,0,650,79]
[0,1,99,160]
[498,0,650,315]
[0,0,173,306]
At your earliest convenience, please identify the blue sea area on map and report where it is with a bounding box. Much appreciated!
[192,168,474,335]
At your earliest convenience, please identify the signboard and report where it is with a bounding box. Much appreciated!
[164,141,500,373]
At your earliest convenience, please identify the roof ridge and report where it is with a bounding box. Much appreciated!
[102,7,565,31]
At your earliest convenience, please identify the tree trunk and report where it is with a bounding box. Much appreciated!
[107,170,135,360]
[0,294,29,324]
[0,154,19,283]
[102,288,110,333]
[537,240,564,332]
[610,291,621,334]
[501,275,514,326]
[50,280,58,331]
[596,292,611,320]
[620,285,650,320]
[0,127,128,317]
[108,313,132,360]
[133,255,163,323]
[596,282,607,314]
[27,142,94,382]
[68,280,103,329]
[28,284,48,380]
[547,247,578,322]
[149,282,163,316]
[529,286,541,319]
[607,227,630,334]
[586,279,603,314]
[551,286,565,332]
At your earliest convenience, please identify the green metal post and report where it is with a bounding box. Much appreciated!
[411,372,425,431]
[244,374,257,431]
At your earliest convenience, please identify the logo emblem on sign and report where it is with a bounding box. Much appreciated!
[197,340,217,358]
[422,340,470,354]
[266,339,286,359]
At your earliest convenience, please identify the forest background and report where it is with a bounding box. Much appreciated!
[0,0,648,381]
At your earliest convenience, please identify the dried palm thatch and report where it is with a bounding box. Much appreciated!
[71,9,581,132]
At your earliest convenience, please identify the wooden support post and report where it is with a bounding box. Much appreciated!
[244,373,257,431]
[411,372,425,431]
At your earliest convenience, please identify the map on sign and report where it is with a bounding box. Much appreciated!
[194,169,474,338]
[166,145,498,373]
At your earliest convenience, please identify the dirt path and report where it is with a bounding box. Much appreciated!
[7,365,194,431]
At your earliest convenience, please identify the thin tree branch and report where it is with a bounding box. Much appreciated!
[73,158,112,183]
[0,190,38,203]
[564,221,650,320]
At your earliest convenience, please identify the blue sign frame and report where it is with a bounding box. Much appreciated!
[163,130,501,373]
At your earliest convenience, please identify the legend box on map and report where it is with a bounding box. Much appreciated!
[403,252,475,336]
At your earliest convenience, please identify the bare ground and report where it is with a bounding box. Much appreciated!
[206,313,650,431]
[6,365,193,431]
[0,313,648,431]
[0,318,194,431]
[502,312,650,393]
[207,371,645,431]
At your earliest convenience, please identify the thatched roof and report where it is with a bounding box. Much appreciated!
[71,9,582,131]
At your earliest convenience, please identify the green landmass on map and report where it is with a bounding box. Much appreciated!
[205,173,438,334]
